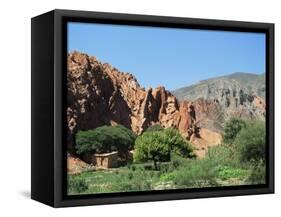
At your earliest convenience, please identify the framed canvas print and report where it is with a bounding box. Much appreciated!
[31,9,274,207]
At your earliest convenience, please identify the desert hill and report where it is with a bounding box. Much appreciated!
[172,72,266,132]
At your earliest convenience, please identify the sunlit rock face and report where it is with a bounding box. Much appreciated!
[67,52,203,150]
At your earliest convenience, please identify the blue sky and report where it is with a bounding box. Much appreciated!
[67,22,266,91]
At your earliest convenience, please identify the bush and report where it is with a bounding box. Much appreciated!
[170,153,189,170]
[75,125,136,157]
[68,177,88,193]
[145,124,164,132]
[247,160,266,184]
[218,166,248,180]
[206,143,240,168]
[234,121,266,163]
[134,128,193,169]
[109,170,153,192]
[171,158,219,188]
[223,118,246,144]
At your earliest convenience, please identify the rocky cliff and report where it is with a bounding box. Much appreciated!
[172,72,266,132]
[67,52,212,152]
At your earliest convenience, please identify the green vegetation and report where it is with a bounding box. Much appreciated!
[134,128,193,169]
[233,121,266,185]
[223,118,246,144]
[68,120,266,195]
[234,120,266,163]
[75,125,136,158]
[218,166,248,180]
[246,160,266,184]
[145,124,164,132]
[164,157,219,188]
[68,165,159,194]
[68,177,88,193]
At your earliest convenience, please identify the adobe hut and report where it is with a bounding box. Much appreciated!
[93,151,118,169]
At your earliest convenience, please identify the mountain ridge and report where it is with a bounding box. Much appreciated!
[172,72,266,132]
[172,72,265,101]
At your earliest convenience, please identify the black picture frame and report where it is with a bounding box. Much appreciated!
[31,9,274,207]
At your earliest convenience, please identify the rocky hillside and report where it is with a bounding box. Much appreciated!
[172,72,266,132]
[67,52,221,154]
[173,72,265,101]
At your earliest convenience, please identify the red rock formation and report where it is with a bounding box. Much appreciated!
[178,101,198,139]
[253,94,266,114]
[191,128,222,158]
[191,98,225,133]
[67,51,221,156]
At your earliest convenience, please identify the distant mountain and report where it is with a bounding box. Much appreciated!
[172,72,265,101]
[172,72,266,132]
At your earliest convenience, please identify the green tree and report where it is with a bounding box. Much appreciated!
[234,121,266,163]
[145,124,164,132]
[134,128,193,169]
[223,118,246,144]
[164,128,194,157]
[75,125,136,158]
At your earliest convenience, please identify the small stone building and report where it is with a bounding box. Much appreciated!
[93,151,118,169]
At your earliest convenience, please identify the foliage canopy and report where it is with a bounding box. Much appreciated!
[75,125,136,157]
[223,117,247,144]
[145,124,164,132]
[134,128,194,169]
[234,120,266,163]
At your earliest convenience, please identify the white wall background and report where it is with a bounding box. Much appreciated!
[0,0,279,215]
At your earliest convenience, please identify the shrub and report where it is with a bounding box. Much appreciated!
[134,128,193,169]
[160,173,177,182]
[223,118,246,144]
[145,124,164,132]
[218,166,248,180]
[247,160,266,184]
[170,153,189,170]
[234,121,266,163]
[68,177,88,193]
[171,158,219,188]
[110,170,153,192]
[158,154,190,176]
[75,125,136,157]
[206,143,240,168]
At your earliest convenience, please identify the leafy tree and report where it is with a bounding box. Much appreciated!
[134,131,170,169]
[234,120,266,163]
[164,128,194,158]
[134,128,193,169]
[145,124,164,132]
[112,125,137,158]
[223,118,246,144]
[75,125,136,158]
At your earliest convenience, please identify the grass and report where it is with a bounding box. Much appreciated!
[68,165,161,194]
[218,166,249,180]
[68,144,255,195]
[68,119,266,194]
